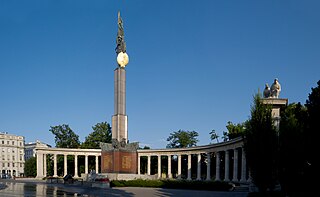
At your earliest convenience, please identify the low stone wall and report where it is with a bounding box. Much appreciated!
[100,173,157,181]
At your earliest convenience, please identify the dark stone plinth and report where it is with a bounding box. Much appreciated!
[100,141,139,174]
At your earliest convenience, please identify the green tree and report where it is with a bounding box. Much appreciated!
[24,157,37,177]
[49,124,80,148]
[244,93,278,192]
[222,131,228,142]
[81,122,112,149]
[209,129,219,143]
[225,121,245,140]
[278,103,307,195]
[304,80,320,190]
[166,130,199,148]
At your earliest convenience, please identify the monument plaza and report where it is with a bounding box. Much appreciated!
[35,12,286,184]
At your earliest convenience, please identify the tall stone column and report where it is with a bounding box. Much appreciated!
[232,149,239,182]
[43,154,47,177]
[178,155,182,179]
[240,148,247,182]
[112,67,128,143]
[53,154,57,177]
[85,155,88,174]
[64,154,67,176]
[206,153,211,181]
[187,154,192,180]
[158,155,161,178]
[197,154,201,180]
[95,156,99,173]
[225,150,230,181]
[168,155,172,178]
[137,156,141,175]
[147,156,151,175]
[74,155,78,178]
[215,152,220,181]
[36,152,44,179]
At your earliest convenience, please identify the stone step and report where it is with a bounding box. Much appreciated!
[233,186,249,192]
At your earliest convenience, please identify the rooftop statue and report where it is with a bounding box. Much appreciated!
[263,83,271,98]
[263,78,281,98]
[270,78,281,98]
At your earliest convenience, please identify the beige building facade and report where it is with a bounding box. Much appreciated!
[0,132,25,177]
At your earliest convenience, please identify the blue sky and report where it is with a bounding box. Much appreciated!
[1,0,319,148]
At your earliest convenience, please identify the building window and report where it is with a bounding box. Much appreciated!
[7,141,9,145]
[7,163,10,167]
[12,163,15,167]
[1,141,3,144]
[2,163,4,167]
[12,141,14,145]
[20,163,22,167]
[12,156,15,161]
[20,142,22,146]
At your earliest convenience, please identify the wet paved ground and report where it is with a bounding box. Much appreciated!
[0,179,248,197]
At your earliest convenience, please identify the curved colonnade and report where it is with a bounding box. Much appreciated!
[36,137,249,183]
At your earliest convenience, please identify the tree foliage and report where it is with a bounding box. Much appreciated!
[209,129,219,143]
[81,122,112,149]
[24,157,37,177]
[166,130,199,148]
[304,80,320,190]
[278,103,307,194]
[244,93,278,192]
[49,124,80,148]
[225,121,246,141]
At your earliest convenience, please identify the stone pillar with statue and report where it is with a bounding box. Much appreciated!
[261,78,288,130]
[100,11,139,174]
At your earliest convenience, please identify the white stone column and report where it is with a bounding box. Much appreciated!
[197,154,201,180]
[225,150,230,182]
[43,154,47,177]
[95,156,99,173]
[158,155,161,178]
[187,154,192,180]
[53,154,57,177]
[206,153,211,181]
[177,155,182,179]
[215,152,220,181]
[74,155,78,178]
[232,149,239,182]
[137,156,141,175]
[64,154,67,176]
[85,155,88,174]
[36,152,44,178]
[240,148,247,182]
[147,156,151,175]
[168,155,172,178]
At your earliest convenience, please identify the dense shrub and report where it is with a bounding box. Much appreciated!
[110,179,232,191]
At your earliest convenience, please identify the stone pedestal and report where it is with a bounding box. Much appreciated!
[261,98,288,130]
[100,142,138,174]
